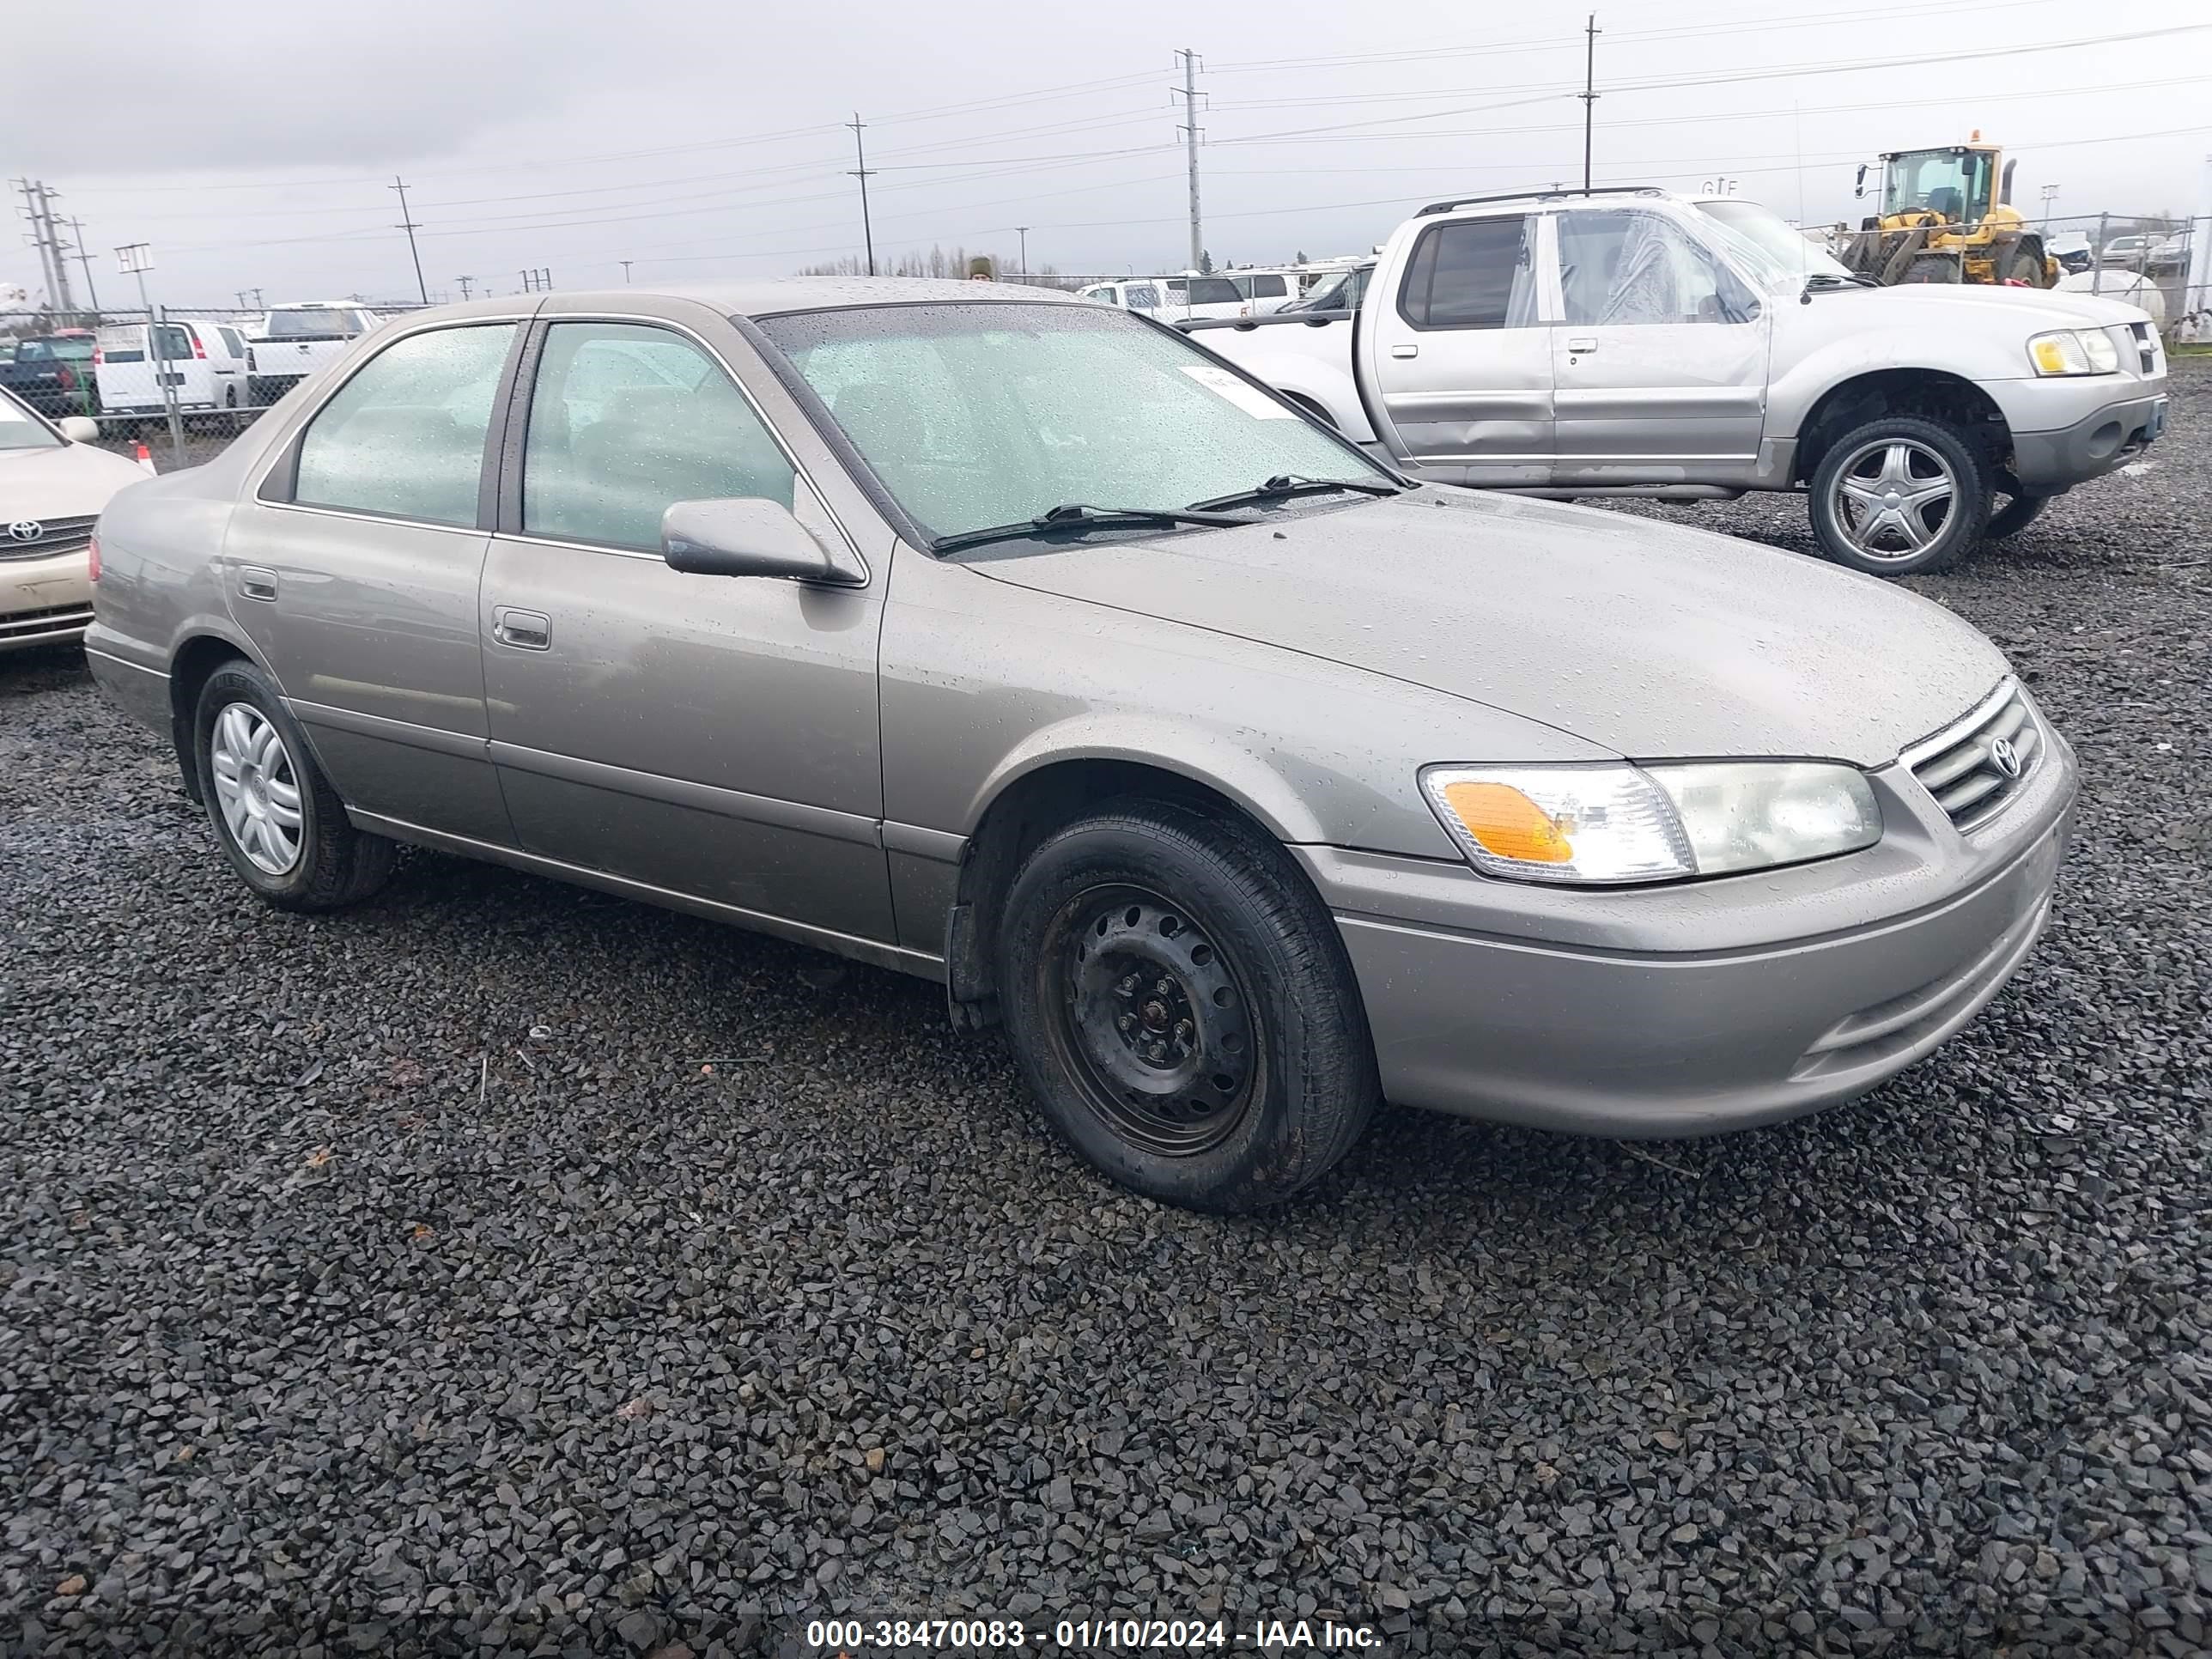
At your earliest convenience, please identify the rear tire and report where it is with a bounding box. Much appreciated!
[193,660,394,912]
[1808,415,1991,577]
[997,799,1378,1213]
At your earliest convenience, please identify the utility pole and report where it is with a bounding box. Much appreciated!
[846,113,877,276]
[390,176,428,304]
[1015,227,1030,278]
[66,215,100,317]
[13,179,77,316]
[619,259,633,283]
[456,275,475,300]
[1172,50,1205,271]
[1580,15,1601,194]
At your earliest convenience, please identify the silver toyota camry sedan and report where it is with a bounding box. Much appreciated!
[84,280,2076,1212]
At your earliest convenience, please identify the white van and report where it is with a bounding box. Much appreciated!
[246,301,382,404]
[1078,276,1250,322]
[93,319,252,418]
[1077,279,1175,317]
[1223,270,1299,314]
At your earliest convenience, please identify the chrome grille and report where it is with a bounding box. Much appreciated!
[1902,678,2040,829]
[0,514,96,562]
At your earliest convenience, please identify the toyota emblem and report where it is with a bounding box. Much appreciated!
[1989,736,2021,779]
[7,520,41,544]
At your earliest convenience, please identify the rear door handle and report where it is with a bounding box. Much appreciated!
[492,607,552,651]
[237,565,278,602]
[1566,337,1600,353]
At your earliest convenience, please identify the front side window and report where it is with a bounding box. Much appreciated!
[1555,210,1755,326]
[1399,216,1538,331]
[1180,276,1242,307]
[521,321,795,550]
[1250,274,1288,299]
[1125,284,1159,309]
[293,323,515,526]
[759,301,1387,544]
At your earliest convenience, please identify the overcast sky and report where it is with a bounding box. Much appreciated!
[8,0,2209,308]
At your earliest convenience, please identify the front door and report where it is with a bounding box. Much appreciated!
[1358,211,1554,484]
[1547,207,1771,484]
[478,313,892,946]
[222,319,523,844]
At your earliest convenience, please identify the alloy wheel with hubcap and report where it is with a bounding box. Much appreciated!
[210,701,304,874]
[1831,438,1959,563]
[1808,414,1990,577]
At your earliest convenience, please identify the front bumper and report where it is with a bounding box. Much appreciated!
[1303,726,2077,1137]
[2000,384,2167,492]
[1,547,93,653]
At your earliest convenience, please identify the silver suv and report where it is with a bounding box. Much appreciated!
[1190,187,2170,575]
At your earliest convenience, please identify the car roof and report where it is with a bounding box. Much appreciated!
[370,277,1088,325]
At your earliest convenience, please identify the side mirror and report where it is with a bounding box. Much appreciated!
[58,416,100,444]
[1854,163,1868,199]
[661,497,865,586]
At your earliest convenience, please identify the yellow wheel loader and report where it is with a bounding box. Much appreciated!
[1841,135,2058,288]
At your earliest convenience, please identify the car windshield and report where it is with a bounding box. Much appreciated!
[1881,149,1994,222]
[1694,199,1853,285]
[757,301,1388,544]
[264,308,363,337]
[0,386,61,451]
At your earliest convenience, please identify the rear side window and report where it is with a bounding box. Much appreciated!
[520,321,795,550]
[1399,216,1539,330]
[1249,274,1287,298]
[294,324,516,526]
[217,326,246,358]
[154,324,194,362]
[1178,277,1242,307]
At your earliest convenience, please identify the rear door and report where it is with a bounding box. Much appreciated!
[223,317,526,843]
[1358,211,1553,483]
[94,325,161,411]
[1547,207,1770,483]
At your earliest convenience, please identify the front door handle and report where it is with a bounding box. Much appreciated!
[492,607,552,651]
[1390,343,1419,359]
[237,565,278,602]
[1566,337,1600,353]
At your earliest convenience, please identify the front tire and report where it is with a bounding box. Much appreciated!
[997,800,1379,1213]
[1808,415,1991,576]
[1984,491,2051,540]
[194,660,394,911]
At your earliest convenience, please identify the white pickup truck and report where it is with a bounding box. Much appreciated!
[246,301,383,407]
[1181,187,2169,574]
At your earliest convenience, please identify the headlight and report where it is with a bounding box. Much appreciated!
[2027,329,2120,376]
[1419,763,1881,885]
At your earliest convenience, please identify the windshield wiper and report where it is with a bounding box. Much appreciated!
[1185,473,1404,512]
[930,501,1254,555]
[1802,271,1880,295]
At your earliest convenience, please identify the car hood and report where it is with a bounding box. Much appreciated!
[1846,281,2153,331]
[0,440,149,520]
[968,489,2009,766]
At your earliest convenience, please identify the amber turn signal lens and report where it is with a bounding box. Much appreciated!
[1440,781,1574,864]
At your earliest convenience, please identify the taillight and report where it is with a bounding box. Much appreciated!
[87,533,100,583]
[93,347,104,365]
[191,331,206,360]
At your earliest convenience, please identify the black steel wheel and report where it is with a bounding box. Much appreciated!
[1045,884,1260,1158]
[997,799,1379,1212]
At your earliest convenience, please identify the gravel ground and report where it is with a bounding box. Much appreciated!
[8,362,2209,1658]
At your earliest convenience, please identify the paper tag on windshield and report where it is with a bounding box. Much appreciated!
[1181,364,1294,419]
